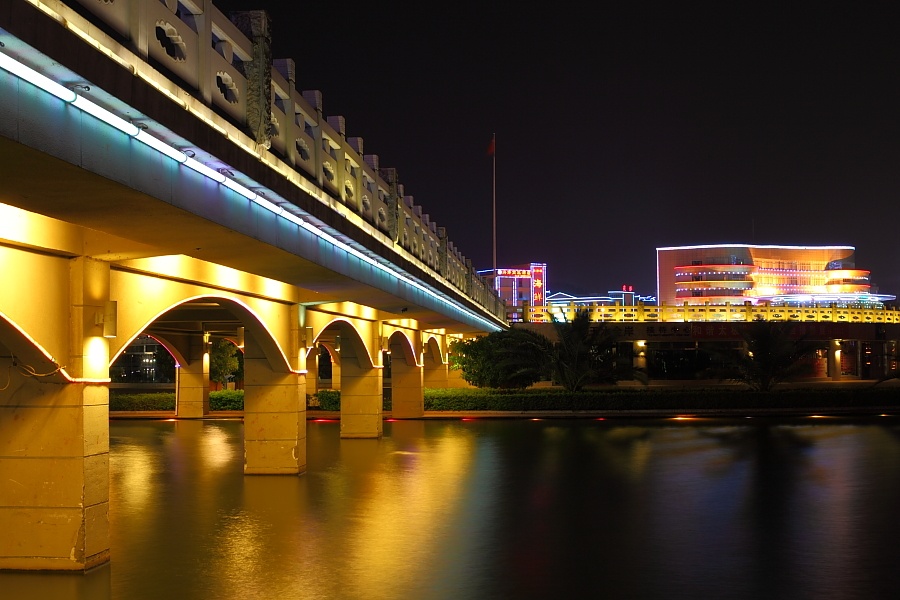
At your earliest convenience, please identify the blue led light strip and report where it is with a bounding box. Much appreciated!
[0,50,503,332]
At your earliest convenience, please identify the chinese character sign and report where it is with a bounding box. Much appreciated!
[531,264,546,306]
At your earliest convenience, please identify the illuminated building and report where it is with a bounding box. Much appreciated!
[657,244,895,307]
[479,263,547,321]
[547,288,657,308]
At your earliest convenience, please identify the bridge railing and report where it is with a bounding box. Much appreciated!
[525,301,900,324]
[68,0,504,324]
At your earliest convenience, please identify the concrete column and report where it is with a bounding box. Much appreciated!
[176,335,209,418]
[339,337,383,438]
[0,381,109,570]
[423,337,449,390]
[829,339,842,381]
[0,256,110,570]
[306,348,319,396]
[328,349,341,391]
[391,348,424,419]
[243,332,306,475]
[423,361,449,389]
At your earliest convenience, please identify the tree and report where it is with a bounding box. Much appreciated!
[548,309,619,392]
[451,328,551,389]
[713,320,819,391]
[209,338,240,389]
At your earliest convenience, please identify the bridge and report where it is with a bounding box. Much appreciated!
[0,0,506,571]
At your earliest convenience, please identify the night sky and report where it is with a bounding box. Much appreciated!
[216,1,900,298]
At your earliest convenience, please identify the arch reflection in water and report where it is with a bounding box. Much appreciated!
[1,417,899,599]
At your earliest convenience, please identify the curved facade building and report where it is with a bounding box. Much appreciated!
[657,244,895,306]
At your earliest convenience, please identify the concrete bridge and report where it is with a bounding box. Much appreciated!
[0,0,505,571]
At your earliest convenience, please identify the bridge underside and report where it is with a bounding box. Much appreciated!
[0,0,498,572]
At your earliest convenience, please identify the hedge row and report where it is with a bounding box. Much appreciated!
[108,386,899,413]
[422,386,900,412]
[109,390,385,411]
[110,391,241,411]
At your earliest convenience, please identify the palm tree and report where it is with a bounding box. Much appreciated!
[717,319,819,391]
[548,309,618,392]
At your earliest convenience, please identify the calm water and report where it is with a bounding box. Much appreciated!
[3,416,900,599]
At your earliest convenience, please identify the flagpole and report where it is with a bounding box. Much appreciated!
[492,133,496,272]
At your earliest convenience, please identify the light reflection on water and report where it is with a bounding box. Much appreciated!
[2,417,900,599]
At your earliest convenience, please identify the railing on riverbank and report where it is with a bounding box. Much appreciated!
[525,301,900,324]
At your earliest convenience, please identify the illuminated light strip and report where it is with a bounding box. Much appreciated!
[0,50,504,332]
[252,194,284,214]
[119,295,299,373]
[184,157,226,183]
[222,177,258,201]
[135,130,187,163]
[0,307,87,382]
[26,0,134,76]
[71,96,140,136]
[659,244,855,251]
[0,50,76,101]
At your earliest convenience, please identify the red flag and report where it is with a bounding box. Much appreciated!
[487,136,495,156]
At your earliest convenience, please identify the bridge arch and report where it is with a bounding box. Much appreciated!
[0,310,70,385]
[384,329,425,419]
[385,329,418,368]
[311,316,379,369]
[110,294,295,375]
[311,317,384,438]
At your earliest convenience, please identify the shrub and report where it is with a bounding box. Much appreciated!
[316,389,341,411]
[109,392,175,411]
[210,390,243,410]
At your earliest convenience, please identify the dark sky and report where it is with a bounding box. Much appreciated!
[216,1,900,298]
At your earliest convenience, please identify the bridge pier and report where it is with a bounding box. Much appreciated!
[390,346,424,419]
[243,332,306,474]
[0,380,110,570]
[339,338,383,438]
[328,351,342,391]
[829,339,843,381]
[175,336,211,418]
[0,256,111,570]
[423,344,449,389]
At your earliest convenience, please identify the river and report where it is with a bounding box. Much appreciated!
[2,415,900,599]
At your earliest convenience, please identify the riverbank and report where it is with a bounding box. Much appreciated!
[108,379,900,421]
[110,408,900,421]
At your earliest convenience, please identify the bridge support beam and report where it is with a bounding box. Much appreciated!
[423,351,449,390]
[0,381,110,570]
[328,354,341,391]
[0,256,110,570]
[391,352,424,419]
[243,332,306,474]
[175,337,210,418]
[830,339,842,382]
[306,349,319,397]
[339,341,383,438]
